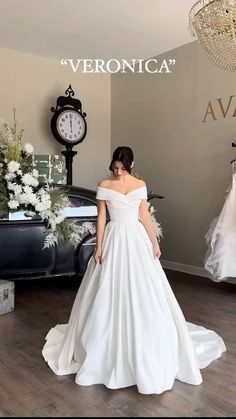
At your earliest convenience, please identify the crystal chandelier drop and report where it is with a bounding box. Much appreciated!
[189,0,236,71]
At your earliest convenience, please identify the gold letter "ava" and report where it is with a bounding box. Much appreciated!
[202,95,235,122]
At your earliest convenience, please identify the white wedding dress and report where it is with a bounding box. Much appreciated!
[205,172,236,282]
[42,186,226,395]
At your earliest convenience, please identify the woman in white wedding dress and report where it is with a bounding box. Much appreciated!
[42,146,226,395]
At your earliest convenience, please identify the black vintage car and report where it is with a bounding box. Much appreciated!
[0,185,163,280]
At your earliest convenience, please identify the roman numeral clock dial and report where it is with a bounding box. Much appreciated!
[57,110,86,143]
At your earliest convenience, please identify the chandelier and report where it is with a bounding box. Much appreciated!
[189,0,236,71]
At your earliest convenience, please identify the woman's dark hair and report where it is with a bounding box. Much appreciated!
[109,146,134,174]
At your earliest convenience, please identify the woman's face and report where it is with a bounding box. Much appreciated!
[112,161,129,177]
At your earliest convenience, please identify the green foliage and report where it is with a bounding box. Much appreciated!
[0,178,9,218]
[49,186,70,210]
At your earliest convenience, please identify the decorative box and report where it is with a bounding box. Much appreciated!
[29,154,67,185]
[0,280,14,315]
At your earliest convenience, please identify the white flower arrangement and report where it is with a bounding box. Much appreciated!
[0,118,95,248]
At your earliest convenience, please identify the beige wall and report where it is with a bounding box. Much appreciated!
[0,47,111,190]
[111,41,236,270]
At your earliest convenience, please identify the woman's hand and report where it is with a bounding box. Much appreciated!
[93,247,102,264]
[153,242,161,259]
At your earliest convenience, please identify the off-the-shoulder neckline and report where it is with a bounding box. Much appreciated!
[97,185,146,197]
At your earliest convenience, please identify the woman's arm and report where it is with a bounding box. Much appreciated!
[139,199,161,259]
[94,198,106,263]
[96,199,106,248]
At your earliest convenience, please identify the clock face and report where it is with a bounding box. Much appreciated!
[56,109,86,143]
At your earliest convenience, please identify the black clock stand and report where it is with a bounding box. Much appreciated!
[61,146,77,185]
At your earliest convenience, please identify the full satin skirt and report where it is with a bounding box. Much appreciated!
[42,220,226,395]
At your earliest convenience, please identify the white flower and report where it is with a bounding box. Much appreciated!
[8,200,19,209]
[16,169,22,176]
[8,161,20,173]
[24,143,34,154]
[7,182,22,195]
[5,172,16,181]
[18,193,31,205]
[38,188,49,198]
[31,177,39,187]
[7,182,16,190]
[14,185,23,195]
[32,169,38,178]
[23,185,33,195]
[37,189,52,209]
[22,173,36,186]
[35,202,50,212]
[28,194,40,206]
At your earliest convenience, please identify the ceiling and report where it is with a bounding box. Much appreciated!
[0,0,197,61]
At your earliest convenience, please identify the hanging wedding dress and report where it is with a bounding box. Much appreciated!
[42,186,226,395]
[205,166,236,282]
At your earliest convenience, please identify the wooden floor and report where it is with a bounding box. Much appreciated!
[0,269,235,417]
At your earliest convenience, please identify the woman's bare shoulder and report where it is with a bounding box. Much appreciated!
[132,177,146,188]
[98,178,112,188]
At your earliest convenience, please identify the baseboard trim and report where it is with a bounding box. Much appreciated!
[161,259,236,284]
